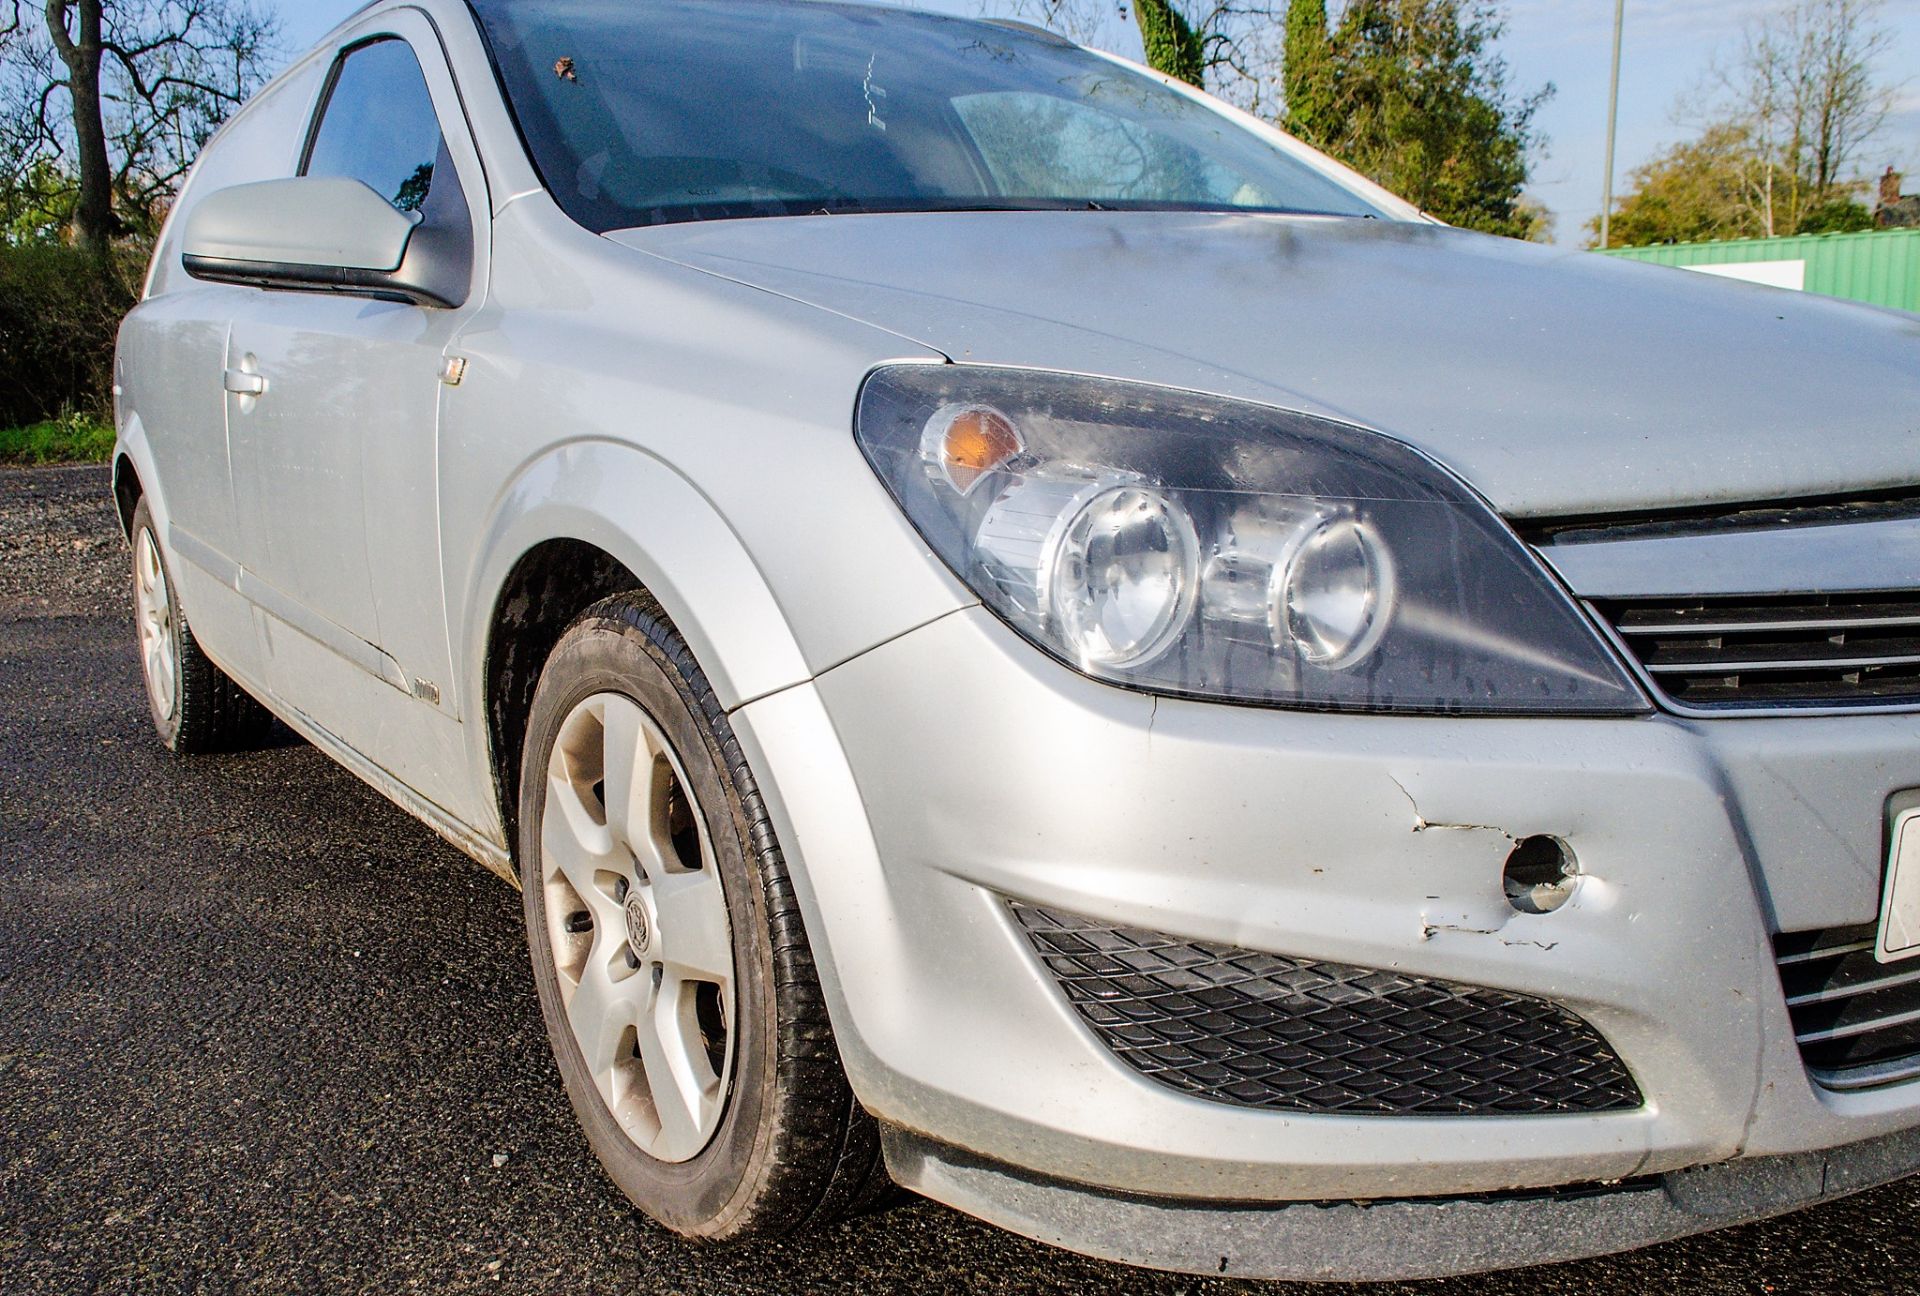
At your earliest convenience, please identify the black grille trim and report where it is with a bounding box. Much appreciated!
[1594,591,1920,711]
[1777,923,1920,1090]
[1519,489,1920,546]
[1010,902,1642,1116]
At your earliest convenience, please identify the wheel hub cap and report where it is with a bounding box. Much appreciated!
[623,894,651,953]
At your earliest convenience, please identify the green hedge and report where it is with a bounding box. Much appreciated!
[0,243,143,429]
[0,412,116,463]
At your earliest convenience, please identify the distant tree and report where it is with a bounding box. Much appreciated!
[1513,192,1553,243]
[984,0,1550,233]
[0,18,61,237]
[1603,0,1896,246]
[0,157,76,241]
[1134,0,1207,86]
[1718,0,1893,234]
[1280,0,1552,238]
[0,0,277,251]
[1596,0,1895,246]
[1794,196,1874,233]
[1280,0,1334,140]
[1589,124,1781,247]
[992,0,1285,108]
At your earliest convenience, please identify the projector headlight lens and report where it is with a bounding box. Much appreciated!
[1281,513,1395,670]
[1050,482,1199,668]
[972,469,1199,668]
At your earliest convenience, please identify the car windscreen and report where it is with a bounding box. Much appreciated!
[465,0,1387,231]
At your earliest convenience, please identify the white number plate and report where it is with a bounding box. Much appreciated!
[1876,807,1920,964]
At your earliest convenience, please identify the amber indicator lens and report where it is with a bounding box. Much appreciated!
[923,403,1022,495]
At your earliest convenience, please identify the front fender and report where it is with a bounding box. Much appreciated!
[112,412,161,541]
[458,438,817,837]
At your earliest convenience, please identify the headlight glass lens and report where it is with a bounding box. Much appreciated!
[1050,482,1199,668]
[856,365,1645,715]
[1283,514,1395,669]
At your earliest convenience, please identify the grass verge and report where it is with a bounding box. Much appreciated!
[0,413,115,464]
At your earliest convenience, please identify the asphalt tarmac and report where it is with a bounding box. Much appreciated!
[3,463,1916,1294]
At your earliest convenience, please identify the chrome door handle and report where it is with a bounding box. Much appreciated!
[223,367,267,396]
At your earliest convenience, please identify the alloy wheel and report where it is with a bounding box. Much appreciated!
[134,528,179,722]
[540,692,736,1163]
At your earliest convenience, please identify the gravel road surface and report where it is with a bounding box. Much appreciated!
[3,463,1916,1294]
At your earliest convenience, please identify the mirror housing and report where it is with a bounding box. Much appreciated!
[181,176,465,308]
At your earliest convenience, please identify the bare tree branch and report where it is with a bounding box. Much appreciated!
[1712,0,1894,231]
[3,0,279,244]
[104,43,245,107]
[984,0,1282,107]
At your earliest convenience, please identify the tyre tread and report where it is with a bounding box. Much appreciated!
[549,591,891,1239]
[131,501,276,755]
[171,615,276,753]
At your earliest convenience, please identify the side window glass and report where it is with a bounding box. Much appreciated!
[303,39,443,213]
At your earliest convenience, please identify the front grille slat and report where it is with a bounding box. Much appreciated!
[1619,614,1920,636]
[1798,1004,1920,1045]
[1646,653,1920,675]
[1790,973,1920,1041]
[1776,923,1920,1088]
[1785,963,1920,1007]
[1012,901,1642,1116]
[1777,938,1875,965]
[1595,591,1920,711]
[1806,1017,1920,1074]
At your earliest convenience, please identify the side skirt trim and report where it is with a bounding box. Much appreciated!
[272,698,515,886]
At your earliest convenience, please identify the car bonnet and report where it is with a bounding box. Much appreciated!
[608,210,1920,520]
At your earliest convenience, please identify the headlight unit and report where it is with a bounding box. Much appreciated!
[856,364,1645,715]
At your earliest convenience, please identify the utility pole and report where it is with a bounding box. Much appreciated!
[1599,0,1626,249]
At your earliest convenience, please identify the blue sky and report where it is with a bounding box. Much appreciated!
[277,0,1920,245]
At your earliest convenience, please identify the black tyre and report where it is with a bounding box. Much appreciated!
[129,499,275,754]
[518,590,890,1239]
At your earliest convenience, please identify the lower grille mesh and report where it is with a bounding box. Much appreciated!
[1011,902,1641,1116]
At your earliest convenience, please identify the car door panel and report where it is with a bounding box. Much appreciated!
[224,17,489,822]
[117,58,327,692]
[225,297,386,651]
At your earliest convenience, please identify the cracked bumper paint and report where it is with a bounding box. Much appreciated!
[732,605,1920,1217]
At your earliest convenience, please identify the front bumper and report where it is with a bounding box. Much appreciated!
[730,605,1920,1262]
[883,1121,1920,1281]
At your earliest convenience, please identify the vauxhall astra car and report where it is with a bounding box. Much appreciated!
[114,0,1920,1281]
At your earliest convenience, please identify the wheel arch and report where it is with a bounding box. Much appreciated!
[111,413,164,543]
[112,453,143,541]
[464,439,814,850]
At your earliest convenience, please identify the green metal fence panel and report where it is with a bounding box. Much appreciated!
[1600,228,1920,314]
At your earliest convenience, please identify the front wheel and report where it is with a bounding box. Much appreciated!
[518,591,890,1239]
